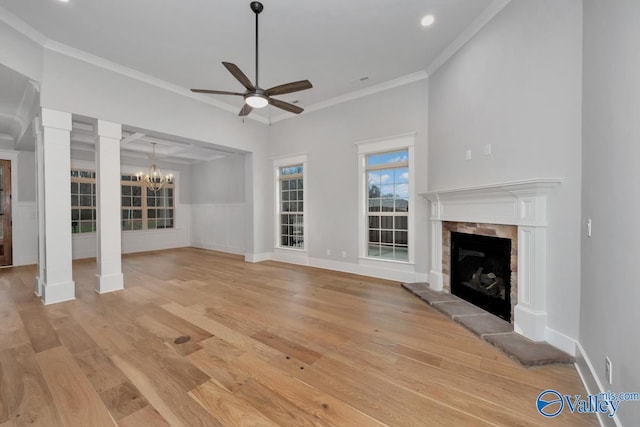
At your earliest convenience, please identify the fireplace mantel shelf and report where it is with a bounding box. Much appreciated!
[420,178,562,228]
[419,178,563,201]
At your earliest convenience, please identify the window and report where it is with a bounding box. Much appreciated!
[279,164,304,248]
[357,133,415,263]
[366,150,409,260]
[274,155,307,251]
[120,174,175,231]
[70,169,175,233]
[71,170,96,233]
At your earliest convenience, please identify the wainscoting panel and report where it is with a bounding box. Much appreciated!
[12,201,38,266]
[191,203,245,255]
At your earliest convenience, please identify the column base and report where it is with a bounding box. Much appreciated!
[514,304,547,341]
[34,276,43,297]
[428,270,443,291]
[42,280,75,305]
[95,273,124,294]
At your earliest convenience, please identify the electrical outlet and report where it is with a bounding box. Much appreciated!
[587,219,592,237]
[342,251,347,258]
[465,150,472,161]
[605,357,613,385]
[484,144,492,155]
[326,249,331,256]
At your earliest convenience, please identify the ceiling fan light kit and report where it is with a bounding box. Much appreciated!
[191,1,312,117]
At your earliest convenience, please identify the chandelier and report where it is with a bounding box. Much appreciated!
[137,143,173,192]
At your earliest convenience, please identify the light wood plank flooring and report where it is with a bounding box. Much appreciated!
[0,248,598,426]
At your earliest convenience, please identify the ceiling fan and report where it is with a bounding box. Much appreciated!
[191,1,313,117]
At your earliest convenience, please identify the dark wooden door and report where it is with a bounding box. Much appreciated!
[0,159,12,266]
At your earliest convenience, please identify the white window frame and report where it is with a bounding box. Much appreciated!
[273,154,307,252]
[356,132,415,264]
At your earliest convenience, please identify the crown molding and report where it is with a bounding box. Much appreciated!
[0,5,47,45]
[1,1,509,127]
[269,70,429,124]
[426,0,511,76]
[43,41,270,125]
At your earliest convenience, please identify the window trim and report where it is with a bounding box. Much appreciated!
[356,133,415,264]
[273,154,307,252]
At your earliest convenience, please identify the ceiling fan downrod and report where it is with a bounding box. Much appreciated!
[250,2,263,88]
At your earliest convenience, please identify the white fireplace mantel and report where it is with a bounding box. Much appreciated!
[420,178,563,227]
[420,178,562,343]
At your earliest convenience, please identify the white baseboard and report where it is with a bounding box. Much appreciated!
[273,255,428,283]
[244,252,272,263]
[513,304,547,341]
[545,327,576,356]
[191,241,245,256]
[575,341,620,427]
[271,249,309,265]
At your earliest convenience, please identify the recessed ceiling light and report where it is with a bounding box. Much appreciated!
[421,15,435,27]
[58,0,70,3]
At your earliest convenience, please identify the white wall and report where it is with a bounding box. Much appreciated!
[190,155,245,204]
[190,155,247,255]
[428,0,583,348]
[0,19,42,82]
[40,50,271,257]
[268,79,429,281]
[40,50,266,154]
[580,1,640,425]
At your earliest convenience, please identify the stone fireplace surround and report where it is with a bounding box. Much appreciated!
[422,179,561,343]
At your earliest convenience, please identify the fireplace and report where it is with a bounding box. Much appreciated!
[422,179,562,343]
[450,232,511,321]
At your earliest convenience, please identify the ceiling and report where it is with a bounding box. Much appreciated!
[0,0,497,120]
[71,119,239,167]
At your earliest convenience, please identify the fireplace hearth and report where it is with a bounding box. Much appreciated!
[450,232,511,321]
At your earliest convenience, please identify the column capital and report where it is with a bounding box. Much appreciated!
[41,108,72,131]
[95,120,122,140]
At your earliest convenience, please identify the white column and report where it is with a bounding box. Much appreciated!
[513,226,548,341]
[40,108,75,305]
[428,199,444,291]
[94,120,124,294]
[34,116,45,297]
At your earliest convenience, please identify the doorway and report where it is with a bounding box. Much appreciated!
[0,159,12,266]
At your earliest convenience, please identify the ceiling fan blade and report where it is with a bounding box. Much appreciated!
[239,103,253,116]
[269,98,304,114]
[222,62,255,91]
[266,80,313,96]
[191,89,244,96]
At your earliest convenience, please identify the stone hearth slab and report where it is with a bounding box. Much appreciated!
[484,333,574,366]
[402,282,574,366]
[431,300,487,317]
[402,282,430,293]
[455,313,513,336]
[415,290,459,304]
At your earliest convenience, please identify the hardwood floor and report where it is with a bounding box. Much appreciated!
[0,248,598,426]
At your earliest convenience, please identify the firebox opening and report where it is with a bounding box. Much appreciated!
[450,232,512,322]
